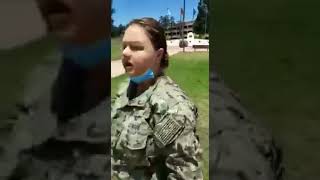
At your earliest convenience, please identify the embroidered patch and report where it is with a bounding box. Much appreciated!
[154,115,183,148]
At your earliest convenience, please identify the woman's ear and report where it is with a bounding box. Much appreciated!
[156,48,164,64]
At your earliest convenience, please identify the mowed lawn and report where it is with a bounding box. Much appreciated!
[212,0,320,179]
[111,52,209,179]
[111,37,122,60]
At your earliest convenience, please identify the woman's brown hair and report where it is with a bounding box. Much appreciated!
[127,17,169,69]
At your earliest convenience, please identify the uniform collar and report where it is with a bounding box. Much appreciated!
[117,76,164,108]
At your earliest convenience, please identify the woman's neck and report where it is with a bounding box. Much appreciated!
[127,70,164,100]
[136,78,156,96]
[82,61,109,110]
[127,77,157,100]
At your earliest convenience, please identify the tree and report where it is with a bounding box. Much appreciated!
[193,0,209,35]
[117,24,126,35]
[111,8,125,37]
[158,15,175,29]
[111,8,117,37]
[111,8,115,26]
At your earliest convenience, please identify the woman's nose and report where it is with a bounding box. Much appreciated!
[122,46,130,57]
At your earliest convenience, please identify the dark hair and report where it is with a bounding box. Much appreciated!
[127,17,169,69]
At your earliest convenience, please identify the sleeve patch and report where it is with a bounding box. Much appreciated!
[154,115,184,148]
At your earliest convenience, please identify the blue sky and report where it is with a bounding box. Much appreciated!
[112,0,200,26]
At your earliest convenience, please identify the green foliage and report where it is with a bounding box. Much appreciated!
[193,0,209,35]
[111,8,126,37]
[112,24,126,38]
[158,15,176,29]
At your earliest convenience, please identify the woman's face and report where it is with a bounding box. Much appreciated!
[121,24,163,77]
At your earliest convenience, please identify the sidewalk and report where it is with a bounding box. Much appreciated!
[111,46,207,77]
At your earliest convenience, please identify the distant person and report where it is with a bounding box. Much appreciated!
[111,17,203,179]
[0,0,110,179]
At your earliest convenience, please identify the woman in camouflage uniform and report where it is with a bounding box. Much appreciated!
[111,18,203,179]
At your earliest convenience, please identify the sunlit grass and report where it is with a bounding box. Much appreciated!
[111,37,122,60]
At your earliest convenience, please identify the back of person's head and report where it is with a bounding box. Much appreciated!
[127,17,169,69]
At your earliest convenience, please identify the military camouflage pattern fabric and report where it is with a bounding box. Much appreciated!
[210,71,284,180]
[0,58,110,180]
[111,76,203,179]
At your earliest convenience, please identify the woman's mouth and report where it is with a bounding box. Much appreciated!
[39,1,72,31]
[123,61,134,72]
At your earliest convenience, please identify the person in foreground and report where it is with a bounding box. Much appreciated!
[111,17,203,179]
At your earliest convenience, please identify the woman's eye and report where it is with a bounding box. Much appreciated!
[130,46,144,51]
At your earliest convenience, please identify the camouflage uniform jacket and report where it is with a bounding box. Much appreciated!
[111,76,203,180]
[0,59,110,180]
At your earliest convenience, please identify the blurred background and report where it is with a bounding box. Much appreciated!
[212,0,320,179]
[0,0,58,123]
[0,0,45,49]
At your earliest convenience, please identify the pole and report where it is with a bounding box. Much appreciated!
[180,10,182,43]
[169,22,171,40]
[182,0,185,52]
[204,4,207,35]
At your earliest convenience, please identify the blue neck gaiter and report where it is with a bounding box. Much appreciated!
[61,39,110,69]
[130,68,155,84]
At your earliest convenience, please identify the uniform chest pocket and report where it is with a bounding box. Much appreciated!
[118,116,154,167]
[124,118,152,150]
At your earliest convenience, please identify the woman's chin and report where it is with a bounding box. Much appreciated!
[125,70,135,76]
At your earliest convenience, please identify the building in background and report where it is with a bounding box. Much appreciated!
[165,18,210,48]
[167,32,209,47]
[165,21,194,40]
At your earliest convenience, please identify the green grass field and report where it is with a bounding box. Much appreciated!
[111,52,209,179]
[212,1,320,179]
[111,37,122,60]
